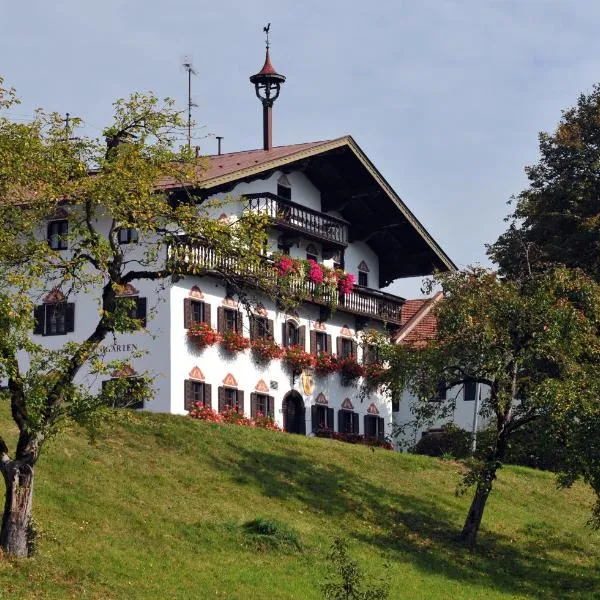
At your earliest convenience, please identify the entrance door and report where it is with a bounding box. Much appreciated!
[283,391,306,434]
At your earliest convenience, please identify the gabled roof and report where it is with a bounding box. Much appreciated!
[164,135,456,285]
[395,292,442,346]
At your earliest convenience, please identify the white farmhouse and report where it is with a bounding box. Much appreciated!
[20,45,456,441]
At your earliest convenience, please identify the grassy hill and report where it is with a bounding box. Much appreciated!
[1,402,599,599]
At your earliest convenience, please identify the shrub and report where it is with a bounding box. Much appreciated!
[221,405,253,426]
[254,413,283,431]
[338,357,365,385]
[188,403,223,423]
[414,424,471,459]
[242,518,302,551]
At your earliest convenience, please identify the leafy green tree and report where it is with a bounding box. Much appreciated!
[0,79,275,557]
[381,267,600,547]
[489,84,600,280]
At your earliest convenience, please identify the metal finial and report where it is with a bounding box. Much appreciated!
[263,23,271,49]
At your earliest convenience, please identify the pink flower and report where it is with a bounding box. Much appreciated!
[307,259,324,284]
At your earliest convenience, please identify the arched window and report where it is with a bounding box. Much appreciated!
[357,261,369,288]
[277,174,291,200]
[282,320,305,348]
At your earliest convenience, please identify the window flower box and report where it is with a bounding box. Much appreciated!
[314,352,339,376]
[283,345,315,375]
[220,329,251,354]
[251,337,283,363]
[187,322,221,349]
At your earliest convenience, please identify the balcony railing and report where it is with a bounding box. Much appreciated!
[168,241,404,325]
[244,192,349,248]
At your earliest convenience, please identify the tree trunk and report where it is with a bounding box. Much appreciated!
[460,474,494,548]
[0,461,35,558]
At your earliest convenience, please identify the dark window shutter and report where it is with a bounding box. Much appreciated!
[311,404,319,432]
[352,412,359,434]
[203,302,211,327]
[184,379,193,411]
[33,305,45,335]
[236,311,243,334]
[250,392,257,418]
[267,395,274,418]
[218,386,226,412]
[336,336,342,356]
[237,390,245,414]
[136,298,147,327]
[249,316,257,340]
[203,383,212,408]
[299,403,306,435]
[310,330,317,355]
[281,322,288,346]
[183,298,192,328]
[65,303,75,333]
[298,325,306,350]
[326,334,332,354]
[327,407,334,430]
[217,307,224,334]
[337,410,344,433]
[364,415,369,436]
[267,319,274,339]
[351,341,358,358]
[378,417,385,440]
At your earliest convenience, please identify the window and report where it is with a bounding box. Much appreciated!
[316,331,328,353]
[306,244,319,262]
[251,393,274,418]
[430,379,447,402]
[118,228,139,244]
[183,299,211,328]
[464,381,477,402]
[307,252,318,262]
[218,386,244,413]
[341,338,354,358]
[364,415,385,440]
[283,321,305,348]
[251,315,272,340]
[33,302,75,336]
[184,380,212,410]
[103,377,146,409]
[47,220,68,250]
[358,271,368,287]
[338,410,359,434]
[116,296,147,329]
[277,175,291,200]
[218,307,242,334]
[311,404,334,432]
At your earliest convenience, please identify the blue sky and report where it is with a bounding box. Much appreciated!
[2,0,600,297]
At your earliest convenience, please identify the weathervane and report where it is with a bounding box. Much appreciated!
[263,23,271,49]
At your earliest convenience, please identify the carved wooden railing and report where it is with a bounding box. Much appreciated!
[244,193,349,247]
[168,241,403,324]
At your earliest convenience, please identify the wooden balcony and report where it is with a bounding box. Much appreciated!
[244,192,349,248]
[168,241,404,325]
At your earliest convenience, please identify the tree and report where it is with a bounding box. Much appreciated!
[381,266,600,547]
[489,84,600,280]
[0,79,278,557]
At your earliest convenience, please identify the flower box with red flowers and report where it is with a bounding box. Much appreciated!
[314,352,339,376]
[188,403,223,422]
[364,362,387,385]
[282,345,315,375]
[338,356,365,384]
[220,329,251,354]
[187,322,221,349]
[251,337,283,363]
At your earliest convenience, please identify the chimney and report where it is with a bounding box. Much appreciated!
[249,27,286,150]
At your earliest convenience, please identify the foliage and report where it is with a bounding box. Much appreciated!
[413,424,471,459]
[320,538,389,600]
[381,266,600,546]
[363,363,387,386]
[251,336,283,363]
[282,345,315,375]
[220,329,251,354]
[187,322,221,349]
[337,272,356,295]
[0,79,285,557]
[314,352,340,375]
[489,84,600,282]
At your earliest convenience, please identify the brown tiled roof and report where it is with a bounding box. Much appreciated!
[395,292,442,346]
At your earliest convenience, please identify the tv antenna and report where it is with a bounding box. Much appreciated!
[181,56,198,150]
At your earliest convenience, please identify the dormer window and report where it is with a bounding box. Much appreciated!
[357,261,369,287]
[277,174,291,200]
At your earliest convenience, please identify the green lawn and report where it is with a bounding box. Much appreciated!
[0,401,599,599]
